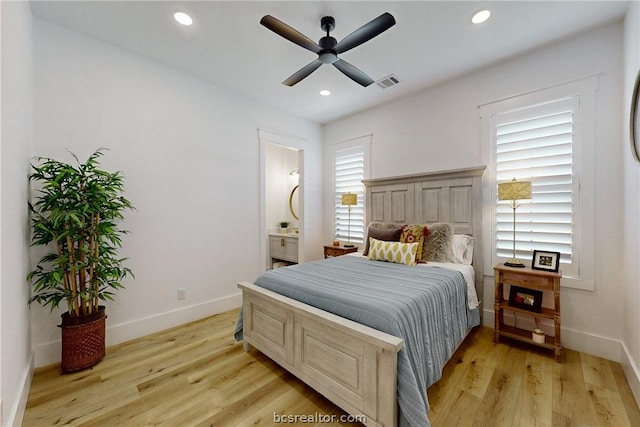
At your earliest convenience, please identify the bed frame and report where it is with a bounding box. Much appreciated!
[239,166,485,427]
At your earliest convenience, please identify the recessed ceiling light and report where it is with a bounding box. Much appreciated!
[471,10,491,25]
[174,12,193,26]
[320,90,331,96]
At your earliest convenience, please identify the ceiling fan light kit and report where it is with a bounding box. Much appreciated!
[260,13,396,87]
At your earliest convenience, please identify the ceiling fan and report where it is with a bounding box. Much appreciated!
[260,13,396,87]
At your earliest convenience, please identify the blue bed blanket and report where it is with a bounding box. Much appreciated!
[234,256,479,427]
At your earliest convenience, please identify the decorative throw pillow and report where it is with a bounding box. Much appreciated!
[367,238,418,266]
[451,234,474,265]
[363,224,403,255]
[423,222,454,262]
[400,224,429,262]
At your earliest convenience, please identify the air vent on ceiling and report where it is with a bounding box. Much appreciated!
[376,74,400,89]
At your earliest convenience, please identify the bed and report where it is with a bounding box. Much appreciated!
[236,166,485,427]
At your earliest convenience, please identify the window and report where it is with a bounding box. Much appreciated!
[480,77,596,289]
[334,147,365,244]
[495,97,578,271]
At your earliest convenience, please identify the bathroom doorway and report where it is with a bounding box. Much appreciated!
[258,129,305,272]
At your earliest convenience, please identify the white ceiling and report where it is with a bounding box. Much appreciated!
[30,1,629,124]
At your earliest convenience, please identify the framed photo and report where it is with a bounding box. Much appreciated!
[631,68,640,163]
[508,285,543,313]
[531,250,560,272]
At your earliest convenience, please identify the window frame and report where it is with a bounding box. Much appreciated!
[494,96,580,275]
[329,135,372,246]
[480,77,597,290]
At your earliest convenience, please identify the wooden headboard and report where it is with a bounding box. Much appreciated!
[362,166,486,309]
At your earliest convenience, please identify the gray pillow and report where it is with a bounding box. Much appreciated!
[423,222,454,262]
[368,221,401,229]
[363,224,403,255]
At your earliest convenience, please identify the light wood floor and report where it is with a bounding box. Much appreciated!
[23,309,640,427]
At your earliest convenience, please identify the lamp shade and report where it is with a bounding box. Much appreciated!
[498,180,532,201]
[341,193,357,206]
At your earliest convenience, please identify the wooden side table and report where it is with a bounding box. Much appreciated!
[323,245,358,258]
[493,263,562,362]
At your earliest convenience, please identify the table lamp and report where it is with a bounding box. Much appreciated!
[498,178,532,267]
[341,193,357,248]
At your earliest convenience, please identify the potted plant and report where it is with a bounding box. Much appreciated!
[279,221,290,233]
[27,148,134,373]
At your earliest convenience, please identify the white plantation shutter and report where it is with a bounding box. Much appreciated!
[495,96,579,275]
[335,147,364,243]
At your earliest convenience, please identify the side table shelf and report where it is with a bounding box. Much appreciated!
[493,263,562,362]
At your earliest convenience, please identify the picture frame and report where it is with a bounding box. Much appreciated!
[531,250,560,273]
[631,68,640,163]
[508,285,543,313]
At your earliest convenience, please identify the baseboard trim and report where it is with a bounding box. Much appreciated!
[620,341,640,408]
[7,352,34,427]
[107,292,242,345]
[33,293,242,368]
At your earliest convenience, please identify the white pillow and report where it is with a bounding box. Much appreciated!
[451,234,474,265]
[367,238,419,266]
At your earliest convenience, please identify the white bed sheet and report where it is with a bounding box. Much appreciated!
[346,252,479,310]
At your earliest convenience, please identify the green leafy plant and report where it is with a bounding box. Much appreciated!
[279,221,290,228]
[27,149,134,317]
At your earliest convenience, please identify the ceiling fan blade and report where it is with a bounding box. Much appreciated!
[260,15,322,54]
[283,59,323,86]
[334,12,396,54]
[333,59,374,87]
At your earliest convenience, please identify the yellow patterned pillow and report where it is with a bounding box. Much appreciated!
[367,237,419,266]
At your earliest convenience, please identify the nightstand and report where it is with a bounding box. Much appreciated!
[323,245,358,258]
[494,263,562,362]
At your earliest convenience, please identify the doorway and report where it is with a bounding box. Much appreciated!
[258,129,305,272]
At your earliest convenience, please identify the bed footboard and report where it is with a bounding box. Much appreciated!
[238,281,404,427]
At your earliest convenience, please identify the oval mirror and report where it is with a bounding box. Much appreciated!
[289,185,299,220]
[631,68,640,163]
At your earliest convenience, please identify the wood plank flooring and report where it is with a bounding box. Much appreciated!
[23,309,640,426]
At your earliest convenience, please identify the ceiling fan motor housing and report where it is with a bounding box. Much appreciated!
[319,17,338,64]
[319,33,338,63]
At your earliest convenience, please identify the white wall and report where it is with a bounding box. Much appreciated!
[31,17,323,367]
[622,0,640,404]
[324,23,626,361]
[1,1,35,425]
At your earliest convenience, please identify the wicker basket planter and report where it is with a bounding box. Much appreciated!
[60,306,106,373]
